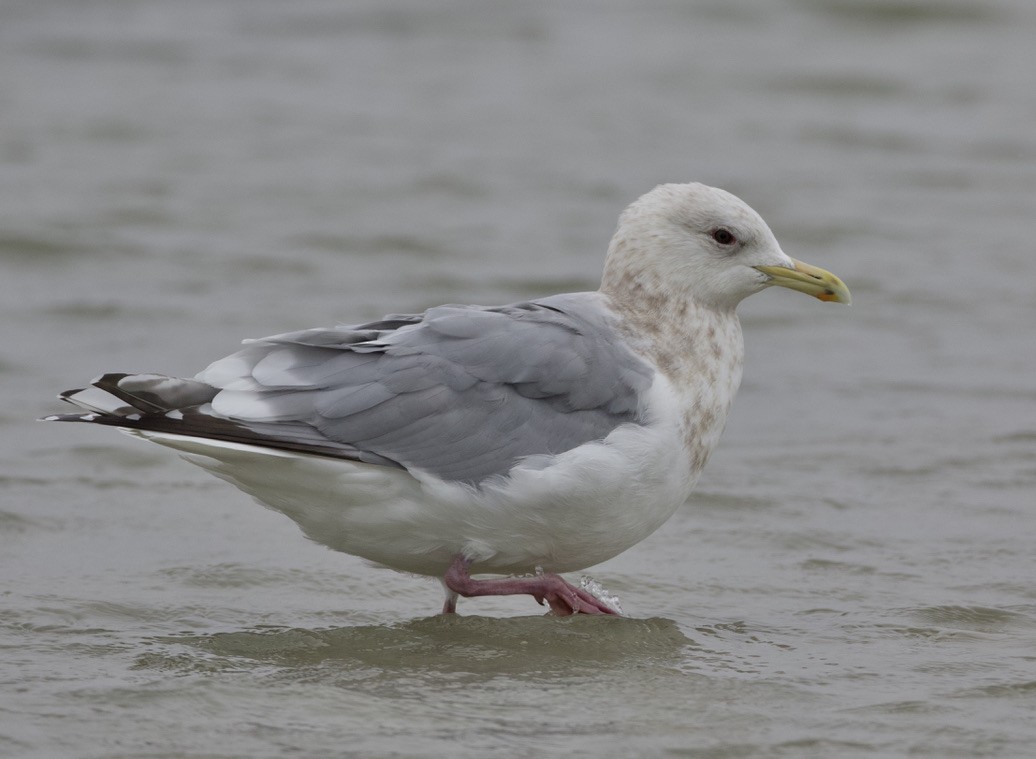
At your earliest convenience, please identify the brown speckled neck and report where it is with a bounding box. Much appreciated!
[602,268,744,480]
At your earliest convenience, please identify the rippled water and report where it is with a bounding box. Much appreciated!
[3,1,1035,757]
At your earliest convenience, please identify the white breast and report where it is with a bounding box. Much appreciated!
[125,370,702,577]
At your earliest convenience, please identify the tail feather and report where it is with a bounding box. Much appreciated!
[56,381,139,418]
[63,372,219,415]
[44,372,217,425]
[41,372,403,470]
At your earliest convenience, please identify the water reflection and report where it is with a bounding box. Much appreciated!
[146,615,692,677]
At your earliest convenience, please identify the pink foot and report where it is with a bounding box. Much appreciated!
[442,555,621,616]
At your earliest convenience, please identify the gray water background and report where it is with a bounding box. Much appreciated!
[2,1,1035,757]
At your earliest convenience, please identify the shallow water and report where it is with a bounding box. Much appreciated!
[3,1,1036,757]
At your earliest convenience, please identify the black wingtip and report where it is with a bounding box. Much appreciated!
[39,412,99,423]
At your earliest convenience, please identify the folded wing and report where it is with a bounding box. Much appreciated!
[49,294,654,485]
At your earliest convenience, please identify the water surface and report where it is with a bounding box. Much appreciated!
[3,1,1035,757]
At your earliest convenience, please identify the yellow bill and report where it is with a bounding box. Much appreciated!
[755,259,851,304]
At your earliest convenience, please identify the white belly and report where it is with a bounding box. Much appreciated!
[121,370,727,577]
[126,394,696,577]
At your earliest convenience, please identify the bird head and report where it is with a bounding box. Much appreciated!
[602,183,851,311]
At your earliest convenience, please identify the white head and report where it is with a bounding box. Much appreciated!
[601,183,850,311]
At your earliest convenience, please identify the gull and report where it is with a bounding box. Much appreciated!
[44,183,850,616]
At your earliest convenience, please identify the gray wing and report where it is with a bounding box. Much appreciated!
[50,293,655,485]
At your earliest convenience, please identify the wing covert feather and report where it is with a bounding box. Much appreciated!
[197,293,654,484]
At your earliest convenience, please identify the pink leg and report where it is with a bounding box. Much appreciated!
[442,587,459,614]
[442,555,621,616]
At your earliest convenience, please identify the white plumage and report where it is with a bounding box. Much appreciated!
[46,183,850,616]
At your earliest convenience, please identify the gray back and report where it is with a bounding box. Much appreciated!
[199,293,655,485]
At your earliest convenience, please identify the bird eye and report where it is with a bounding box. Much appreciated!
[711,228,737,246]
